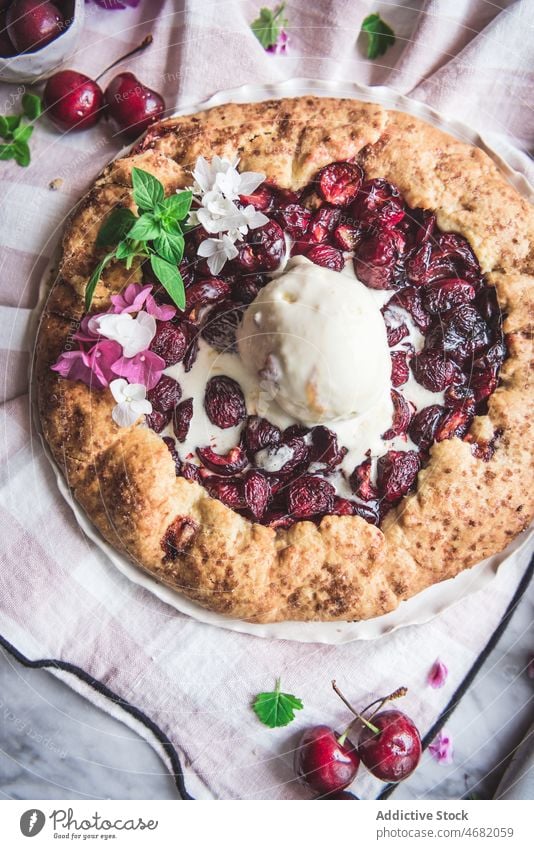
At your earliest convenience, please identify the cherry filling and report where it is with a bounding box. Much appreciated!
[140,162,506,527]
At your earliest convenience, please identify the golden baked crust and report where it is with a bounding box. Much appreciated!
[35,96,534,623]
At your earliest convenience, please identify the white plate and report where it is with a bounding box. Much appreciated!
[35,79,534,644]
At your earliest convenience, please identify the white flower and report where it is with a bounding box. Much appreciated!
[191,155,265,202]
[196,195,244,235]
[191,155,234,194]
[90,310,156,358]
[197,235,239,275]
[109,379,152,428]
[189,155,269,273]
[241,204,269,229]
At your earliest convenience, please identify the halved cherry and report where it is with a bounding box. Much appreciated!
[390,350,410,387]
[239,184,275,212]
[307,244,344,272]
[317,162,363,207]
[185,277,231,311]
[196,445,248,476]
[244,469,272,520]
[204,477,246,509]
[349,457,378,502]
[382,390,414,439]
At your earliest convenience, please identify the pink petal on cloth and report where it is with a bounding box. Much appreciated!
[86,340,123,387]
[110,350,165,389]
[51,349,107,389]
[110,284,152,314]
[427,658,448,689]
[428,731,454,765]
[86,0,141,9]
[266,30,290,54]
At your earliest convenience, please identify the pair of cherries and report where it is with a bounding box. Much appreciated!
[43,36,165,140]
[295,683,422,798]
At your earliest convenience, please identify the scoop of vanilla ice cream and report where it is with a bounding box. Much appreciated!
[236,256,391,424]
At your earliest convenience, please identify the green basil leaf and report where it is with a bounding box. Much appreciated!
[13,123,34,144]
[13,140,30,166]
[153,230,184,264]
[131,167,164,211]
[127,212,162,242]
[162,190,193,222]
[22,92,42,121]
[96,207,137,247]
[0,143,16,160]
[85,252,114,311]
[150,255,185,310]
[114,239,137,261]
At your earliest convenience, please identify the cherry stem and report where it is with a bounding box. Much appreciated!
[363,686,408,721]
[332,681,380,737]
[95,35,154,82]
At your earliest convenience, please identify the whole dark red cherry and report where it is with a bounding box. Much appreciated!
[44,70,104,131]
[104,72,165,140]
[358,709,422,782]
[295,725,360,795]
[6,0,64,53]
[0,10,16,57]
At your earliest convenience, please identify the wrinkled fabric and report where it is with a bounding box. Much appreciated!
[0,0,532,799]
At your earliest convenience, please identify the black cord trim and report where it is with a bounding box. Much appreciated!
[377,552,534,800]
[0,636,195,800]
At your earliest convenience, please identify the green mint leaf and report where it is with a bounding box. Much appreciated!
[127,212,162,242]
[96,207,138,247]
[114,239,141,263]
[13,140,30,167]
[114,240,133,260]
[131,167,164,212]
[22,92,42,121]
[0,143,16,160]
[361,13,395,60]
[85,252,115,311]
[162,190,193,222]
[13,123,33,144]
[150,255,185,310]
[0,115,21,138]
[154,230,184,264]
[252,679,303,728]
[251,4,286,49]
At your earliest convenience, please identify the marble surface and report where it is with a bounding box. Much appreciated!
[0,583,532,800]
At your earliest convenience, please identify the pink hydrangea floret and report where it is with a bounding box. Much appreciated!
[111,283,176,321]
[86,340,123,386]
[51,349,107,388]
[427,658,448,689]
[111,350,165,390]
